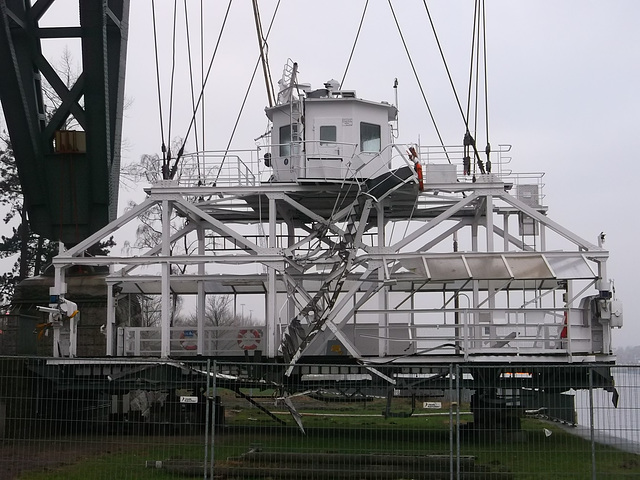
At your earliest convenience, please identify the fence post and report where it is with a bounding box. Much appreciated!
[456,364,461,479]
[209,360,218,479]
[588,367,596,480]
[449,363,454,480]
[204,359,211,479]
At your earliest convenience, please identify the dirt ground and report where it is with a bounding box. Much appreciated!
[0,437,138,480]
[0,435,196,480]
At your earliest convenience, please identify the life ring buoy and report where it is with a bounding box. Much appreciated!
[180,330,198,350]
[237,329,261,350]
[415,161,424,191]
[408,146,424,191]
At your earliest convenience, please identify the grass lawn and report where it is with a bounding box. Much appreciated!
[14,392,640,479]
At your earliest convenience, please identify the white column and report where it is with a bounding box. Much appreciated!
[503,213,509,252]
[51,243,67,357]
[267,195,278,357]
[161,199,172,358]
[197,225,205,354]
[106,272,116,356]
[377,202,388,357]
[485,195,495,313]
[485,194,494,253]
[69,314,78,357]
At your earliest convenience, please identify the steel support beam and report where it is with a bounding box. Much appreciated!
[0,0,130,243]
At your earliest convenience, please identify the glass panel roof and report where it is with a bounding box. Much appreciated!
[506,255,553,279]
[466,256,511,279]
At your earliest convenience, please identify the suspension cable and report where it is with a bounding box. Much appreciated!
[166,0,179,159]
[465,0,478,127]
[167,0,233,180]
[473,1,480,147]
[422,0,486,177]
[421,0,467,127]
[183,0,201,181]
[388,0,451,163]
[252,0,275,108]
[150,0,167,167]
[481,0,492,172]
[215,1,282,184]
[340,0,369,89]
[200,1,205,154]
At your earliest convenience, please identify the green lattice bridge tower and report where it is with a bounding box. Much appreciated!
[0,0,129,244]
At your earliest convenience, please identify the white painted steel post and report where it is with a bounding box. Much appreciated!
[485,194,494,253]
[267,195,277,357]
[161,199,172,358]
[69,314,78,357]
[51,243,67,357]
[106,270,116,355]
[197,226,205,354]
[377,202,388,357]
[503,212,509,252]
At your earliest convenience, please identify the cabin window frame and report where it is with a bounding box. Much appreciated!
[319,125,337,145]
[279,125,291,157]
[360,122,381,152]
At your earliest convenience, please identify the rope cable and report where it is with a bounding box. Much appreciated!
[200,1,205,154]
[150,0,167,171]
[182,0,201,181]
[387,0,451,163]
[422,0,484,175]
[214,1,281,183]
[465,1,478,127]
[472,0,486,175]
[473,2,480,141]
[167,0,233,179]
[481,0,492,172]
[252,0,275,107]
[421,0,467,127]
[340,0,369,89]
[166,0,179,159]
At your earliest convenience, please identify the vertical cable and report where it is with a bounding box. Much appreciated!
[183,0,201,181]
[166,0,179,157]
[482,0,492,172]
[388,0,451,163]
[150,0,167,174]
[201,0,205,155]
[340,0,369,89]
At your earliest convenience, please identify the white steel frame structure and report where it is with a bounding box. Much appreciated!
[47,143,622,366]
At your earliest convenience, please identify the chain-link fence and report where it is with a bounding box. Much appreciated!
[0,358,638,479]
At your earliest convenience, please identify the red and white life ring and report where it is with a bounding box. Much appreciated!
[180,330,198,350]
[237,329,261,350]
[408,146,424,191]
[415,161,424,191]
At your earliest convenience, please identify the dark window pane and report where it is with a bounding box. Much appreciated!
[360,122,380,152]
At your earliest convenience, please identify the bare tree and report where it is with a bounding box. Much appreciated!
[119,147,192,327]
[205,295,234,327]
[181,295,258,327]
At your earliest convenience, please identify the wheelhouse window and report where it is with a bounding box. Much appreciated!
[320,125,337,145]
[360,122,381,152]
[279,124,291,157]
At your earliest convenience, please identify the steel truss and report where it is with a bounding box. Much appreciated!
[49,157,617,366]
[0,0,129,242]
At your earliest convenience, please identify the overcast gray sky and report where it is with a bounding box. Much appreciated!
[3,1,638,348]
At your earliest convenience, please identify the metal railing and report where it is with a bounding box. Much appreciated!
[165,143,546,206]
[176,149,263,187]
[117,325,266,357]
[115,306,589,359]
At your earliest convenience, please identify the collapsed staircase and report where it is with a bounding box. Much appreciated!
[280,195,374,373]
